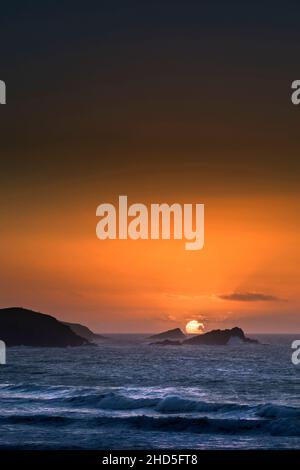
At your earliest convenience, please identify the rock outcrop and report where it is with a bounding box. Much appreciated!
[147,328,186,342]
[150,340,182,346]
[184,327,258,346]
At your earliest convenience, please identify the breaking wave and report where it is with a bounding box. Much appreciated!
[0,413,299,437]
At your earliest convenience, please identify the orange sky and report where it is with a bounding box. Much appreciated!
[1,187,299,333]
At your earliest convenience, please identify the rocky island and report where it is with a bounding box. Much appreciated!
[147,328,186,342]
[184,327,258,345]
[149,326,258,346]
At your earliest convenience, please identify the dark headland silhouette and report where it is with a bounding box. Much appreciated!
[63,322,107,343]
[0,307,105,347]
[151,327,258,346]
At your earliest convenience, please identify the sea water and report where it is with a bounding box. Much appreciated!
[0,334,299,449]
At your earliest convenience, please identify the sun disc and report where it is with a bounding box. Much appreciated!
[185,320,204,334]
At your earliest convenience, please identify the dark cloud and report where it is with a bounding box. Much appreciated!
[218,292,284,302]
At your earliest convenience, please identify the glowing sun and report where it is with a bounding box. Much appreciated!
[185,320,204,334]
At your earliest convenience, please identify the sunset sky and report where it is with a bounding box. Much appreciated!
[0,2,299,333]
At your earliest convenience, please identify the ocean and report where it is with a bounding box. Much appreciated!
[0,334,299,449]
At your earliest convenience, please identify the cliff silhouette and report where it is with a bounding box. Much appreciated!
[0,307,90,347]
